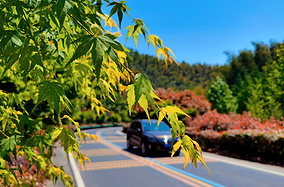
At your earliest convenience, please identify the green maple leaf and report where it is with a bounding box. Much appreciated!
[0,136,20,158]
[34,81,70,115]
[134,74,156,110]
[125,73,159,120]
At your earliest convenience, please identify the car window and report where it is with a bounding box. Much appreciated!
[142,121,170,131]
[136,123,142,130]
[130,122,140,130]
[130,122,135,129]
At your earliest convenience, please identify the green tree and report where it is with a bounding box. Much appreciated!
[245,79,268,119]
[231,69,261,113]
[224,42,283,87]
[245,77,283,120]
[0,0,210,185]
[247,45,284,120]
[207,76,237,114]
[265,45,284,113]
[244,45,284,120]
[253,42,272,71]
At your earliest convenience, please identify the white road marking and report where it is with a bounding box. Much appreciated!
[116,130,125,136]
[69,152,85,187]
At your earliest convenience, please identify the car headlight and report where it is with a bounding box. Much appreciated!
[148,137,157,142]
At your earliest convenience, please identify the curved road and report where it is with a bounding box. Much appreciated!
[76,127,284,187]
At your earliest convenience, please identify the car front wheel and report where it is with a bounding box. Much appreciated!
[141,142,149,156]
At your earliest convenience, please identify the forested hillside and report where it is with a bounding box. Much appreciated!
[128,41,284,120]
[127,51,227,95]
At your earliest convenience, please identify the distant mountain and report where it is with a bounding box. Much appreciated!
[128,51,227,95]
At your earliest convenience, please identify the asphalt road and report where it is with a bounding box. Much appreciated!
[77,127,284,187]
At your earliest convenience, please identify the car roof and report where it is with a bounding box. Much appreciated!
[136,119,159,123]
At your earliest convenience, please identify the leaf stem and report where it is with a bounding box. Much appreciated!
[127,12,136,21]
[67,13,93,36]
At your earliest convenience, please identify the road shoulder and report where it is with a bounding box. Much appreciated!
[203,152,284,177]
[46,141,75,187]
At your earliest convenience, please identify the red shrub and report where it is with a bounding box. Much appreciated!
[5,154,46,186]
[186,110,284,136]
[185,110,284,166]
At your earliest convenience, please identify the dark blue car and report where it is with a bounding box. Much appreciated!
[126,119,181,156]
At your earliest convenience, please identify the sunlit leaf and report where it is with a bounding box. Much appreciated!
[178,121,185,136]
[0,157,6,169]
[157,110,166,127]
[182,146,189,169]
[133,31,139,48]
[11,35,23,46]
[197,154,212,176]
[150,90,163,102]
[163,106,190,118]
[125,26,134,42]
[126,84,135,115]
[133,73,155,109]
[192,140,202,156]
[138,94,150,120]
[171,140,182,158]
[52,127,63,141]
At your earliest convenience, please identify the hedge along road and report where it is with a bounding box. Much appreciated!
[76,127,284,187]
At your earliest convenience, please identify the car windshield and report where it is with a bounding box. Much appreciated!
[142,121,170,131]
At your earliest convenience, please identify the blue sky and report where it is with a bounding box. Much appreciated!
[109,0,284,66]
